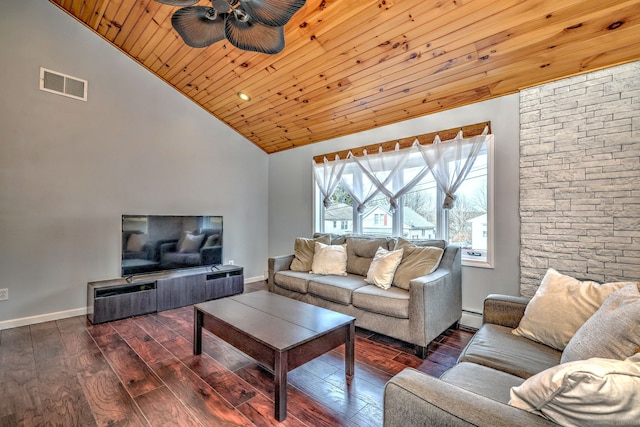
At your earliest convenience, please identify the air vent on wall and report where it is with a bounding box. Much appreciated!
[39,67,87,101]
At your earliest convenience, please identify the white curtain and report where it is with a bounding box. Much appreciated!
[419,126,490,209]
[314,127,492,213]
[313,155,347,208]
[339,153,384,214]
[350,142,430,213]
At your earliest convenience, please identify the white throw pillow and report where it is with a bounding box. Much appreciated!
[512,268,632,350]
[126,233,148,252]
[310,242,348,276]
[509,356,640,426]
[562,284,640,363]
[365,247,404,290]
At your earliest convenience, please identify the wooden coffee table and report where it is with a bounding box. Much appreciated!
[193,291,355,421]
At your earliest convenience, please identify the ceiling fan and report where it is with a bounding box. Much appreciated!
[154,0,307,54]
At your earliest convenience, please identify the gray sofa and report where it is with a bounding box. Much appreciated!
[383,291,640,426]
[268,235,461,358]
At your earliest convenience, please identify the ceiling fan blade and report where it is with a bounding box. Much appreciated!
[171,7,227,48]
[239,0,306,27]
[154,0,199,6]
[225,15,285,54]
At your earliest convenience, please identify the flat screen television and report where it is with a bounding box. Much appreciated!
[121,215,223,277]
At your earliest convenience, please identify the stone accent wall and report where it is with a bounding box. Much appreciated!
[519,61,640,297]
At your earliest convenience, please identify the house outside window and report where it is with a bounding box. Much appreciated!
[314,139,493,268]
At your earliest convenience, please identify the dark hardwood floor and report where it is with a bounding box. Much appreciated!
[0,281,475,426]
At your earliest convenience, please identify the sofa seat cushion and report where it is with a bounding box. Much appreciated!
[274,271,322,294]
[458,324,561,379]
[308,274,368,305]
[440,362,525,404]
[352,285,410,318]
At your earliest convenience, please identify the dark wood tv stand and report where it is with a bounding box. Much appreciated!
[87,265,243,324]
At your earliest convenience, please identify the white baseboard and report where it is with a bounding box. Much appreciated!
[245,275,266,284]
[0,307,88,331]
[460,310,483,329]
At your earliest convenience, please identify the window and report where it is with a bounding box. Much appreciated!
[314,138,493,268]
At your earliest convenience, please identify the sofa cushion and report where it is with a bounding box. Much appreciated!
[308,274,368,305]
[459,324,561,379]
[393,238,444,290]
[352,285,409,318]
[440,362,525,404]
[509,354,640,426]
[512,268,632,350]
[561,283,640,363]
[290,235,331,272]
[346,237,392,276]
[274,271,321,294]
[365,247,404,290]
[310,242,348,276]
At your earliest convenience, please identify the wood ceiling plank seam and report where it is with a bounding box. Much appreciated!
[153,45,199,80]
[70,0,86,15]
[103,0,137,41]
[89,0,111,30]
[312,122,492,162]
[208,0,528,116]
[134,11,176,62]
[121,0,164,52]
[93,0,124,36]
[78,0,97,22]
[475,0,640,59]
[142,31,183,71]
[127,5,174,58]
[112,0,153,47]
[231,7,640,133]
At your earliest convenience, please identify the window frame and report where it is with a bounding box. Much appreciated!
[313,138,494,269]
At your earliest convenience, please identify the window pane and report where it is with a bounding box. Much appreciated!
[361,191,392,236]
[323,182,353,234]
[448,151,487,262]
[402,167,438,240]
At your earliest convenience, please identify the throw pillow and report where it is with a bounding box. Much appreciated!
[365,247,404,290]
[509,356,640,426]
[392,238,444,290]
[126,233,148,252]
[561,283,640,363]
[310,242,348,276]
[178,233,205,253]
[290,235,331,272]
[203,233,220,247]
[346,237,392,276]
[512,268,632,350]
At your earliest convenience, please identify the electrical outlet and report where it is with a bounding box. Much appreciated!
[228,260,234,265]
[0,288,7,301]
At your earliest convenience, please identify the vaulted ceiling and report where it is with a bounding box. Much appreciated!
[50,0,640,154]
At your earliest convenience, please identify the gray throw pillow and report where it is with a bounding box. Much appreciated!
[561,283,640,363]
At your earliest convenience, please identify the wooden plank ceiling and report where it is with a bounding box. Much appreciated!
[50,0,640,154]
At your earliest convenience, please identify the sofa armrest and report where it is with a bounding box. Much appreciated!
[483,294,531,329]
[268,255,294,292]
[383,368,556,427]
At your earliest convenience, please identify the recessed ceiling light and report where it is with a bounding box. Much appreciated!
[238,92,251,102]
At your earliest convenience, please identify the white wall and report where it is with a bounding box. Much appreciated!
[0,1,269,325]
[268,95,522,325]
